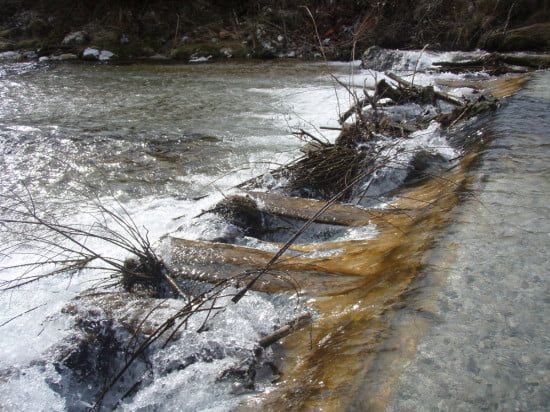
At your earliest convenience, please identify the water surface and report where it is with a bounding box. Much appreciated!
[386,71,550,411]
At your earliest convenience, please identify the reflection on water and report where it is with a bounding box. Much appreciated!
[385,71,550,411]
[0,61,338,199]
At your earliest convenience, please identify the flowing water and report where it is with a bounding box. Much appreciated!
[385,70,550,411]
[0,57,548,411]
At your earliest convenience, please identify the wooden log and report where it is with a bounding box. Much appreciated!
[339,98,370,124]
[169,237,363,296]
[243,190,400,226]
[435,73,531,98]
[433,53,550,75]
[497,53,550,69]
[375,79,406,103]
[432,59,485,70]
[259,312,312,348]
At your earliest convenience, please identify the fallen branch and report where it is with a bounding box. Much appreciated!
[259,312,312,348]
[232,162,377,304]
[292,129,330,147]
[433,53,550,74]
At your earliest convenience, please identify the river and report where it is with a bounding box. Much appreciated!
[0,57,548,411]
[385,70,550,411]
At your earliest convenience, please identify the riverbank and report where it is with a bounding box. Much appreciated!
[1,1,549,63]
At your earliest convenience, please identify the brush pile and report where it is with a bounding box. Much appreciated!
[242,71,497,205]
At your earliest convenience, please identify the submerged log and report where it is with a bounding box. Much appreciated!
[169,237,363,296]
[244,190,400,226]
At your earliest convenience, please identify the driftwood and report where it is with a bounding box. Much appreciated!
[385,72,464,106]
[243,190,400,226]
[434,73,531,99]
[169,237,362,296]
[259,312,312,348]
[339,99,370,124]
[498,53,550,69]
[433,52,550,75]
[438,95,498,129]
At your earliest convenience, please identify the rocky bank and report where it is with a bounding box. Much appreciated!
[0,0,549,63]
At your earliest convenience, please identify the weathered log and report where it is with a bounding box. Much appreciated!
[243,190,400,226]
[435,73,531,98]
[258,312,312,348]
[433,57,522,75]
[432,59,485,70]
[433,53,550,75]
[338,98,371,124]
[169,237,362,296]
[497,53,550,69]
[375,79,407,103]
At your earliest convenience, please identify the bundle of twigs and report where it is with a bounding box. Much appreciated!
[275,143,370,200]
[0,185,180,298]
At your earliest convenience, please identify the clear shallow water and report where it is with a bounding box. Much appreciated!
[387,71,550,411]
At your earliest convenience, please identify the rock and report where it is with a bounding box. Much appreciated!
[148,54,170,60]
[58,53,78,61]
[209,195,263,237]
[23,50,37,60]
[189,55,212,63]
[405,150,449,184]
[361,46,434,71]
[0,51,21,60]
[99,50,116,60]
[81,47,99,61]
[361,46,400,71]
[62,30,89,46]
[221,47,233,58]
[38,56,49,62]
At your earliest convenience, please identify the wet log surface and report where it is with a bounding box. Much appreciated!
[169,237,364,296]
[385,72,464,106]
[243,190,401,226]
[436,73,531,98]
